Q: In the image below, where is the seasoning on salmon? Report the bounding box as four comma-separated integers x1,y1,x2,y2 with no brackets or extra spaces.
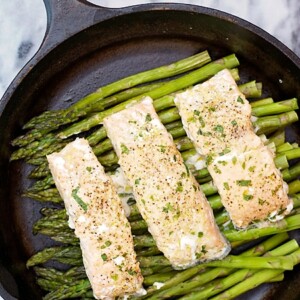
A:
103,97,230,269
47,138,144,299
174,69,292,229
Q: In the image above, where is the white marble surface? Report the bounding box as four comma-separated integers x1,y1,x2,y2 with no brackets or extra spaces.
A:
0,0,299,100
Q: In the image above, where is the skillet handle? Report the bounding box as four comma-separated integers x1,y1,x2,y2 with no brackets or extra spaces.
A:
41,0,121,54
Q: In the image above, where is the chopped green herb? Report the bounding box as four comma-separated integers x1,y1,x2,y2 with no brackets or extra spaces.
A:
237,96,244,104
176,181,184,192
145,113,152,122
184,162,190,176
173,155,177,162
236,180,252,186
111,274,118,281
197,128,203,135
141,199,146,205
213,125,224,133
101,241,112,249
218,160,228,166
231,120,238,126
128,269,137,276
86,166,92,173
208,106,216,112
127,198,136,205
181,172,187,178
194,110,200,116
128,120,137,124
159,145,167,153
242,161,246,170
101,253,108,261
232,156,237,165
243,194,253,201
223,182,230,190
163,202,175,213
206,155,214,165
169,231,174,236
202,131,212,137
249,166,256,172
71,187,88,212
198,232,204,238
198,116,205,127
258,198,266,205
135,178,141,185
213,165,222,174
121,143,129,154
219,148,231,156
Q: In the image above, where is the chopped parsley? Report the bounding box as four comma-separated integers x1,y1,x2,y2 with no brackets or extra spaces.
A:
198,116,206,127
237,96,244,104
176,181,184,192
71,187,88,212
101,241,112,249
213,125,224,133
219,148,231,156
232,156,237,165
145,113,152,122
231,120,238,126
223,182,230,190
206,154,214,165
198,232,204,238
121,143,129,154
159,145,167,153
128,269,137,276
236,180,252,186
243,194,253,201
194,110,200,116
135,178,141,185
163,202,175,213
101,253,108,261
111,274,118,281
86,166,92,173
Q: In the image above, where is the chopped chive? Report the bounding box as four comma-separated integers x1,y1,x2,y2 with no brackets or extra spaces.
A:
213,124,224,133
101,253,108,261
236,180,252,186
223,182,230,190
237,96,244,104
71,187,88,212
145,113,152,122
121,143,129,154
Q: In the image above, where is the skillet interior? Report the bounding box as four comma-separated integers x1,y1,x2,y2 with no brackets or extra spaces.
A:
0,5,300,299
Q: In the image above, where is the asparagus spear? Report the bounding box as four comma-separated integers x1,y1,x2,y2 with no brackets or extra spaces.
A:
208,247,300,300
13,51,212,147
145,233,289,299
180,239,299,300
58,54,239,139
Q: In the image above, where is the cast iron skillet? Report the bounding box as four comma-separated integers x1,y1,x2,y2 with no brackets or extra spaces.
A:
0,0,300,299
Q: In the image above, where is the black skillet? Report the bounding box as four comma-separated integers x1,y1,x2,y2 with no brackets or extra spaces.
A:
0,1,300,299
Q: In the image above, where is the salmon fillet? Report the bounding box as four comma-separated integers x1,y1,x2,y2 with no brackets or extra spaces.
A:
47,138,144,299
174,69,292,228
103,97,230,269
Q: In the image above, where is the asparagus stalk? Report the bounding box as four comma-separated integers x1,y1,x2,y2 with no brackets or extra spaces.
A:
181,239,299,300
14,51,212,146
145,233,289,299
251,98,298,117
208,247,300,300
282,161,300,182
58,54,239,139
250,97,274,107
43,279,91,300
238,80,262,98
